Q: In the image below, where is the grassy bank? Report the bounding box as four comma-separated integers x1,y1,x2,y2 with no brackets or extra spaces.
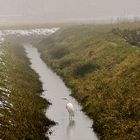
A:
37,23,140,139
0,41,54,139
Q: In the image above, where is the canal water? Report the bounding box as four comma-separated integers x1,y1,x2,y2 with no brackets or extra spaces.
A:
24,43,98,140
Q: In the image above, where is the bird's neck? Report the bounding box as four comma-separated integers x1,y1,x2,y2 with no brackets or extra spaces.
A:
66,99,70,103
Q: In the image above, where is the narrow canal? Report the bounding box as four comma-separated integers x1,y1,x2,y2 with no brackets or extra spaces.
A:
24,43,98,140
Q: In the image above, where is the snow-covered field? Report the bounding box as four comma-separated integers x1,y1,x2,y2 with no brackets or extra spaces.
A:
0,27,59,44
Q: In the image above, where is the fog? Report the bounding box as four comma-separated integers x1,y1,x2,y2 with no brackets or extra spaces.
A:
0,0,140,24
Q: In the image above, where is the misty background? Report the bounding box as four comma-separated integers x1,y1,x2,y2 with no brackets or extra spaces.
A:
0,0,140,24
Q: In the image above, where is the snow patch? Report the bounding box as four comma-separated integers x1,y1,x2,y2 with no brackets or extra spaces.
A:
0,27,59,43
0,87,11,93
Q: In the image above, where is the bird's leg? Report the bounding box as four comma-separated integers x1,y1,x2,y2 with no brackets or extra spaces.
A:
69,113,70,120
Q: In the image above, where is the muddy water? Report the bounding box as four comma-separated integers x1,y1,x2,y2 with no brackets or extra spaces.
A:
24,44,98,140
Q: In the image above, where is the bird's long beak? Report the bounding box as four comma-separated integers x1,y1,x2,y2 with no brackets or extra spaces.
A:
61,97,67,100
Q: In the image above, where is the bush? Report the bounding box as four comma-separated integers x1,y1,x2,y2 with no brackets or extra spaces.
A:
74,63,99,77
50,47,69,59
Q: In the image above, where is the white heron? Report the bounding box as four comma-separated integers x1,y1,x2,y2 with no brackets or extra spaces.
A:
62,97,75,120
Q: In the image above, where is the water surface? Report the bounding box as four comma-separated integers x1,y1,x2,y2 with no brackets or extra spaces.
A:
24,44,98,140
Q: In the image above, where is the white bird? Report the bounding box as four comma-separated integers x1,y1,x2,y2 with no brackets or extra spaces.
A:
62,97,75,120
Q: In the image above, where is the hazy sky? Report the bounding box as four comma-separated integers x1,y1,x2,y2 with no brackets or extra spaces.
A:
0,0,140,23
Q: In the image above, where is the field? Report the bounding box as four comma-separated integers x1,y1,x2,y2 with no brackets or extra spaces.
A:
0,41,54,140
37,23,140,140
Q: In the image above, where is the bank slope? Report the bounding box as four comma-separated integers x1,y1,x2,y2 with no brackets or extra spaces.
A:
37,23,140,140
0,41,54,140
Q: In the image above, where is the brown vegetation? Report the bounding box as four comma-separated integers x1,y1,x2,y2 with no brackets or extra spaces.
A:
0,41,54,140
37,23,140,140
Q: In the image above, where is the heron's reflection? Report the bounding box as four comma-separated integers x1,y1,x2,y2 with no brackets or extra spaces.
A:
66,119,76,138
